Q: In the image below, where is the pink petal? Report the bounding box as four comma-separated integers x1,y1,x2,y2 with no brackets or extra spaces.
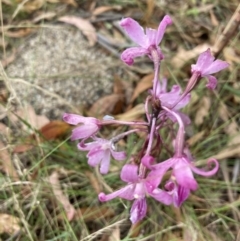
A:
119,184,136,200
173,160,198,191
121,47,149,65
206,75,217,90
160,78,167,93
120,164,139,183
99,150,111,174
190,158,219,177
111,150,126,161
146,28,157,46
87,148,105,167
203,60,229,76
141,155,155,168
178,112,191,126
71,124,98,140
149,188,172,205
120,18,147,47
155,15,172,45
192,49,214,72
146,159,174,189
130,198,147,224
173,185,190,207
63,113,86,125
151,157,175,171
154,78,168,96
159,85,189,110
99,185,135,202
77,139,99,151
174,93,191,110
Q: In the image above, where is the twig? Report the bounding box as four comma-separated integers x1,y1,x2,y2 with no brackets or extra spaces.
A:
213,3,240,57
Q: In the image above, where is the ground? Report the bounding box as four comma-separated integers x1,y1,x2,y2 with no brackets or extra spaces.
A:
0,0,240,241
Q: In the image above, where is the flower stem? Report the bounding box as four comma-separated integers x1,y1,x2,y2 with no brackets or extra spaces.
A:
170,71,201,109
162,107,185,157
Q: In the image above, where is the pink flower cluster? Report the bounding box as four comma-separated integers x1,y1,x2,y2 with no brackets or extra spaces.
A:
63,15,229,224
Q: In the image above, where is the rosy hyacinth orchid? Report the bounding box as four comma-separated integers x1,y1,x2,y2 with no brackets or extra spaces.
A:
191,48,229,89
146,155,219,206
120,15,172,65
152,79,191,125
99,164,172,223
78,138,126,174
63,113,101,140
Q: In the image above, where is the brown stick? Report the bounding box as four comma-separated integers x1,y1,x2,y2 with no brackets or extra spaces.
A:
212,3,240,58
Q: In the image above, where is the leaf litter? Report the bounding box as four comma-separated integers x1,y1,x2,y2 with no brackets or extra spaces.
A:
1,0,240,240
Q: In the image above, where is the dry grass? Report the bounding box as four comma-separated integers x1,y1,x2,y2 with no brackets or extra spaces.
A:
0,0,240,240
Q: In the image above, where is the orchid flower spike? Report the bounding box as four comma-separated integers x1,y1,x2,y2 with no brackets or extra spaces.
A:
120,15,172,65
191,48,229,90
78,137,126,174
63,113,101,140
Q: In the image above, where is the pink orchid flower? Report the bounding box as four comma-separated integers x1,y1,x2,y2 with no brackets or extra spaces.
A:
99,164,172,223
165,180,190,207
152,78,191,125
63,113,101,140
191,48,229,90
78,138,126,174
120,15,172,65
144,156,219,204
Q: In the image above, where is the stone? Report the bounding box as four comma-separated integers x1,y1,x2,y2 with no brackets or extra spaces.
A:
6,25,114,119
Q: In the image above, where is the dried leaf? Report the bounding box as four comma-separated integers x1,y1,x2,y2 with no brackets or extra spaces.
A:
233,82,240,103
0,123,8,135
59,16,97,46
88,94,124,117
40,120,70,140
187,131,205,146
198,145,240,162
5,28,33,38
13,143,34,153
16,0,44,12
113,76,125,95
109,226,120,241
49,171,76,221
13,105,50,132
218,103,239,145
2,0,12,5
130,73,154,104
194,97,211,125
0,213,21,234
172,43,211,68
13,121,70,153
92,5,122,16
182,210,205,241
0,141,19,181
145,0,155,21
33,12,56,23
116,104,145,121
1,48,17,68
210,10,219,26
223,47,240,67
85,171,102,193
128,222,142,238
61,0,77,7
74,206,115,222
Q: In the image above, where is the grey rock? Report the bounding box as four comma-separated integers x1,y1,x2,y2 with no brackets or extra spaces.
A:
6,25,114,119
